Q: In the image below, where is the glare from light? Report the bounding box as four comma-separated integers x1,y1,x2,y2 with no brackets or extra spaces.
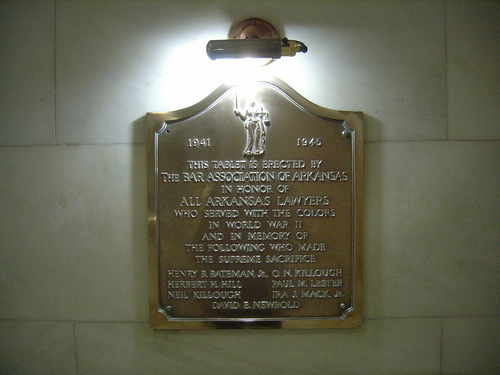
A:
160,35,313,111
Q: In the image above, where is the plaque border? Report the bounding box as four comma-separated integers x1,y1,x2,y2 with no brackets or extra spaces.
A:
147,75,363,329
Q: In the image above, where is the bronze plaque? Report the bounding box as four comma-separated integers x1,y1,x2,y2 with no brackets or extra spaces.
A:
147,76,363,329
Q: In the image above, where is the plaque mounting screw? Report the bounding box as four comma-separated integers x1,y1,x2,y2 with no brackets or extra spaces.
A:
342,130,351,138
166,306,172,312
340,303,346,309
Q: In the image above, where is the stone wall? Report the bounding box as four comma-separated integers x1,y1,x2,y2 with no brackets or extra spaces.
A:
1,1,499,373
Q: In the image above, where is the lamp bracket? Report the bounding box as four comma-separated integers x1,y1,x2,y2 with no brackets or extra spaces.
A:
229,18,279,40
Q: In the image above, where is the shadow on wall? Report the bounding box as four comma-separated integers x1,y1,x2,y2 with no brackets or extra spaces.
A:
361,113,384,141
131,114,149,322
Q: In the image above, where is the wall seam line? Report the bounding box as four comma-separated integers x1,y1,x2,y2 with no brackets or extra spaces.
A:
439,316,444,375
444,0,450,142
53,0,57,146
73,321,79,375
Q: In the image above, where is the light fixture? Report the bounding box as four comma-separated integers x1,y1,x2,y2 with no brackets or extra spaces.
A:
206,18,308,60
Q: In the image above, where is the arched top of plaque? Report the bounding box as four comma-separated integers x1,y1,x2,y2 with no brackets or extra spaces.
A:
149,75,362,133
147,75,363,329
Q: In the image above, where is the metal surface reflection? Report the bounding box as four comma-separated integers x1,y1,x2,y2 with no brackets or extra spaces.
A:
147,76,363,329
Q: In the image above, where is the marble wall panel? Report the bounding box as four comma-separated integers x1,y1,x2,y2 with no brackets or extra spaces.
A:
4,141,496,323
55,0,225,145
0,145,148,321
55,0,446,145
75,318,441,375
265,0,447,142
0,320,76,375
364,141,500,318
447,1,500,140
441,315,500,374
0,1,55,146
0,0,499,373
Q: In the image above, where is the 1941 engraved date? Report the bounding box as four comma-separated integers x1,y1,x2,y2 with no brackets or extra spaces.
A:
188,138,211,147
